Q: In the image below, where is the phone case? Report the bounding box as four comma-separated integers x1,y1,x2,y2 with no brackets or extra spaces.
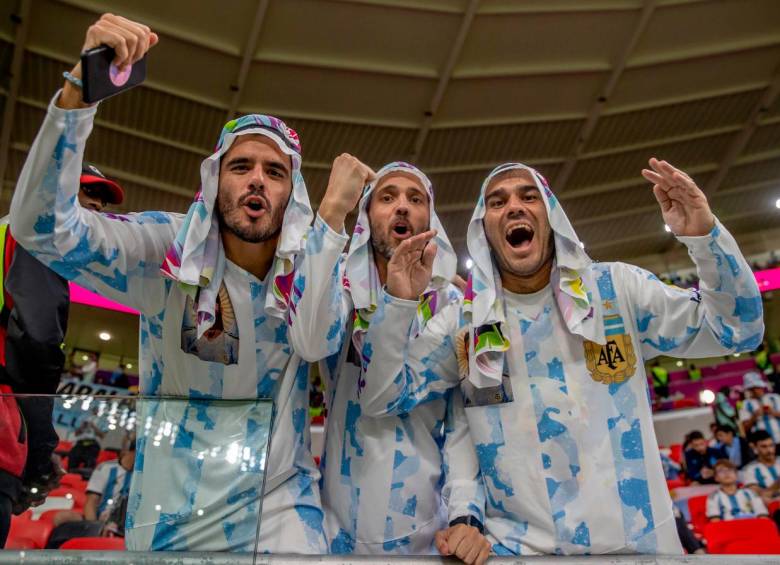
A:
80,45,147,104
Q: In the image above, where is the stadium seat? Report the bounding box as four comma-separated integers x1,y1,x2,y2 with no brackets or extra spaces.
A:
704,518,780,554
687,495,709,535
60,473,88,489
666,478,686,491
55,440,73,454
60,536,126,550
96,450,119,465
769,499,780,515
720,538,780,554
48,486,87,510
669,444,683,464
6,512,54,549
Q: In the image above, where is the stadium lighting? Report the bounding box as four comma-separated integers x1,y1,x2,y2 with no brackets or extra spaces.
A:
776,198,780,209
676,360,683,367
699,389,715,405
664,224,672,233
465,258,474,270
98,331,111,341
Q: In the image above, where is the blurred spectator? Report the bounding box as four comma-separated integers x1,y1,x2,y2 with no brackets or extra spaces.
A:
706,459,768,522
47,443,135,548
72,352,98,384
714,386,741,432
673,505,705,554
688,363,702,382
651,360,669,399
685,430,725,484
714,424,752,469
743,430,780,505
660,448,681,480
0,164,123,547
755,340,779,392
740,371,780,444
67,419,105,472
108,364,129,389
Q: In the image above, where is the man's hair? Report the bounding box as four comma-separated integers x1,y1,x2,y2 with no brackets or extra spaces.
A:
714,458,737,473
686,430,705,442
749,429,774,444
715,424,736,435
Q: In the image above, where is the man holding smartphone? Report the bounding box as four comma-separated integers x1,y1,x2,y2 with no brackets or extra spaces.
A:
10,14,328,553
740,371,780,444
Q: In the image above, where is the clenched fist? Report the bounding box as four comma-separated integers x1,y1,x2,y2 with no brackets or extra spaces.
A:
318,154,376,233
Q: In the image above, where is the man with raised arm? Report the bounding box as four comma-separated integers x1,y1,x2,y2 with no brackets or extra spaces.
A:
289,156,490,562
9,13,327,553
358,159,763,554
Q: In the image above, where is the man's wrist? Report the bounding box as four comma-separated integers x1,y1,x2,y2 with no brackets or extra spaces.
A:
56,63,93,110
317,196,349,233
449,515,485,534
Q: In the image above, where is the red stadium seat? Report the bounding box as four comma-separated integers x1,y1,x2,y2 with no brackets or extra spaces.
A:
48,486,87,510
769,500,780,515
60,473,88,490
688,495,709,535
96,450,119,465
669,444,683,464
55,440,73,454
60,536,126,550
704,518,780,554
666,478,686,491
6,512,53,549
720,538,780,554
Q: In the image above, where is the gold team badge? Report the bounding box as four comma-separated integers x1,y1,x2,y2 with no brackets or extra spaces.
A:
584,313,637,385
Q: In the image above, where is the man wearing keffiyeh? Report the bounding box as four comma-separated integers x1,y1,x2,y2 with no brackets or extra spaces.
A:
358,160,764,555
9,14,327,553
289,155,490,561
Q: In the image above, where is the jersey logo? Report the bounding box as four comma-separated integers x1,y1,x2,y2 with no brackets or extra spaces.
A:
584,333,636,385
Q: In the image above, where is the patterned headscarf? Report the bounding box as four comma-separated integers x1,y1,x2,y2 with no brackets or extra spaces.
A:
345,162,457,338
161,115,312,338
465,163,604,388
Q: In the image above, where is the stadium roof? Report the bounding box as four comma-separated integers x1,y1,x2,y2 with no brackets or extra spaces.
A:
2,0,780,273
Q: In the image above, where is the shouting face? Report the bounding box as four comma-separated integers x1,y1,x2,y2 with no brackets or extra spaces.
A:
216,135,293,244
368,172,430,260
483,169,554,280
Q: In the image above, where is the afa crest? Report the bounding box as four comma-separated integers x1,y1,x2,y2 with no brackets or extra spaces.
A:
584,334,637,385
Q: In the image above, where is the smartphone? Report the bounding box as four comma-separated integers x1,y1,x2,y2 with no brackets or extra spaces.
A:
80,45,146,104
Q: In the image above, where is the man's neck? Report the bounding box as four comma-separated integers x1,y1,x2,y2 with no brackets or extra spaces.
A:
719,483,738,495
500,259,553,294
221,230,278,281
374,251,388,287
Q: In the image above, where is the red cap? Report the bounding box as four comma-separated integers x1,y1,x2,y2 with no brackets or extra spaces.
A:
80,163,124,205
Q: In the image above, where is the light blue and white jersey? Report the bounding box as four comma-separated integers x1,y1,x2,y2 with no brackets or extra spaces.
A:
360,221,763,555
742,458,780,489
9,94,327,553
740,394,780,444
289,215,485,554
706,487,767,520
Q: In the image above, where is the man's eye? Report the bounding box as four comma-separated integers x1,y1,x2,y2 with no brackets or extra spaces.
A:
382,195,393,202
268,169,283,178
488,199,503,208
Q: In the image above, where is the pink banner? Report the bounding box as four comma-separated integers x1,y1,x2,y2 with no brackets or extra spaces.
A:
755,267,780,293
69,282,139,315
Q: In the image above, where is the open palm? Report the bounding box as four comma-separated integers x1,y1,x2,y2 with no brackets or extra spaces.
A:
641,158,715,237
386,230,438,301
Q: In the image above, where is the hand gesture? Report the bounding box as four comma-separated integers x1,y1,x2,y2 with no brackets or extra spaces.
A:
60,14,158,109
435,524,492,565
319,154,376,232
83,13,159,70
641,158,715,237
386,230,437,301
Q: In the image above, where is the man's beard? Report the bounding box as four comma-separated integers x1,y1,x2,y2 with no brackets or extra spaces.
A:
371,232,395,261
217,191,285,243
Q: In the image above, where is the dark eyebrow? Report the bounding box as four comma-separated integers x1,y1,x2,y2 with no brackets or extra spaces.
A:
224,156,251,168
266,160,290,175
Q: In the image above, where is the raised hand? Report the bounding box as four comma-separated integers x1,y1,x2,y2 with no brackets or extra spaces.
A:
386,230,437,301
435,524,492,565
318,153,376,233
641,158,715,237
59,14,159,109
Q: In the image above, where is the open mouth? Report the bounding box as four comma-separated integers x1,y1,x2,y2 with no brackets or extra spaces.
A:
505,224,534,249
391,221,412,239
241,194,268,217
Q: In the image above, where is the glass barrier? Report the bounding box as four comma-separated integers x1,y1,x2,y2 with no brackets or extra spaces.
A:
0,392,273,556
